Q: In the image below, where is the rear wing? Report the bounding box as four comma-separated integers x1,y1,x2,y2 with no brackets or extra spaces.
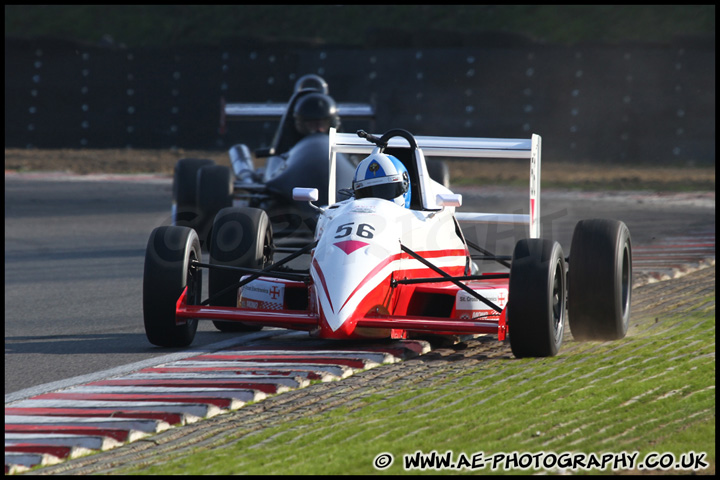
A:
220,98,375,137
223,102,375,121
328,129,542,238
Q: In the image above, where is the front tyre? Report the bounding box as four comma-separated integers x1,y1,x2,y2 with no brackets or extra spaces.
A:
209,207,274,332
508,239,566,358
568,219,632,341
143,226,201,347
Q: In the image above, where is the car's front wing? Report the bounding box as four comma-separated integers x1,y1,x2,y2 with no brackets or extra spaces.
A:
355,311,506,340
174,287,507,340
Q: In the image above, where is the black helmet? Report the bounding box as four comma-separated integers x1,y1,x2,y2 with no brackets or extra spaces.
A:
293,92,339,135
293,74,329,95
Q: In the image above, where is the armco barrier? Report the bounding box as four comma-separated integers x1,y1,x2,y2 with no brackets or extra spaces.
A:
4,36,714,165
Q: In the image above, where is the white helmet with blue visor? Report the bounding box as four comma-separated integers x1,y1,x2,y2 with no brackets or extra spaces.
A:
352,152,411,208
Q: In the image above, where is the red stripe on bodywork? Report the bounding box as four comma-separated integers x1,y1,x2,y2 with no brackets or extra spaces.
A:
337,253,398,312
530,199,536,233
311,258,334,313
338,248,469,313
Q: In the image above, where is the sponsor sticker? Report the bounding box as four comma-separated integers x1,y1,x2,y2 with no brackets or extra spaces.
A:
456,288,507,309
455,288,507,319
238,279,285,310
351,205,377,213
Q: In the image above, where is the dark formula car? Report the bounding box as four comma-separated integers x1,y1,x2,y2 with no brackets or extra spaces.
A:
171,74,449,247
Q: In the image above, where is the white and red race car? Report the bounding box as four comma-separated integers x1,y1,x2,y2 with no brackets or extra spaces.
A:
143,128,632,357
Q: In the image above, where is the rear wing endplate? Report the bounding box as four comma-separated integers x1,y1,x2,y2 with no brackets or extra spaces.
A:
329,130,542,238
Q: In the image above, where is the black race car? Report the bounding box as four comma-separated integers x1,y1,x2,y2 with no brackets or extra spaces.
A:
171,74,449,246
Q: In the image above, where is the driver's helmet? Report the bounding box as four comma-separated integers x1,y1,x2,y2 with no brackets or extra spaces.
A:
293,92,339,135
293,74,329,95
353,152,411,208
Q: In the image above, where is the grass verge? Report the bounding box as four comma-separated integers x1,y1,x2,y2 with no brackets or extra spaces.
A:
449,159,716,192
4,149,715,192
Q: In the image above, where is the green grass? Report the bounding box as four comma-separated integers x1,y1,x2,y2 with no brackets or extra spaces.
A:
114,306,715,475
450,175,716,193
447,159,715,192
537,180,717,193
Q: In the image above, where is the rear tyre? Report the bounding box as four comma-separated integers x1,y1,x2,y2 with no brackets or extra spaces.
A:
143,226,201,347
209,207,274,332
508,238,566,358
568,219,632,341
426,158,450,188
196,164,233,246
173,158,214,230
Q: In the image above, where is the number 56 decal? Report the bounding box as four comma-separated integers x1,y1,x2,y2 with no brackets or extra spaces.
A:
335,222,375,239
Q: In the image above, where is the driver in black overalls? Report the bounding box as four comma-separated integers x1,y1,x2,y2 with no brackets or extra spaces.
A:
270,74,340,156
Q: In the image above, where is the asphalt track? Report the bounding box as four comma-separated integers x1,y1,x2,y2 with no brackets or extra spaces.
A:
5,173,714,395
4,173,715,472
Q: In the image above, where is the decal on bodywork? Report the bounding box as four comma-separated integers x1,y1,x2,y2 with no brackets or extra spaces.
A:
455,288,508,320
238,279,285,311
333,240,369,255
350,205,377,214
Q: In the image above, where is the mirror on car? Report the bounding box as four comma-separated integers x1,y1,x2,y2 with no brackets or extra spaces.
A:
436,193,462,208
293,187,319,202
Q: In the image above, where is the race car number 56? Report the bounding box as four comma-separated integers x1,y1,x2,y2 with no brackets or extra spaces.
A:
335,222,375,239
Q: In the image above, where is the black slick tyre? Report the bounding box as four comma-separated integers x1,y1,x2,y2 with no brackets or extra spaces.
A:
143,226,201,347
173,158,214,230
508,238,567,358
196,164,233,246
426,158,450,188
209,207,273,332
568,219,632,341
